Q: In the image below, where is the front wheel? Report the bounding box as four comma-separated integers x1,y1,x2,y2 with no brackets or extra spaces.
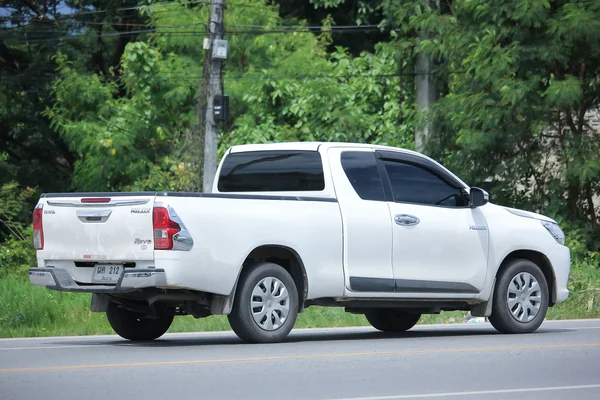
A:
364,309,421,332
489,259,549,334
106,302,174,341
228,262,299,343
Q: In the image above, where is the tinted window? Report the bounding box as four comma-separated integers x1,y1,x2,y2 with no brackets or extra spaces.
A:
382,160,466,206
218,150,325,192
341,152,385,201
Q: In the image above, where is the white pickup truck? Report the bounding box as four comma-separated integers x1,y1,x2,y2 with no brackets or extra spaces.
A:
29,142,570,342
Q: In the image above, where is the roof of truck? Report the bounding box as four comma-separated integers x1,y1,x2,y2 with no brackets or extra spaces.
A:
228,141,421,157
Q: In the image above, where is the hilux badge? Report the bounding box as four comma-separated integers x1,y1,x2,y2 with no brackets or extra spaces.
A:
469,225,488,231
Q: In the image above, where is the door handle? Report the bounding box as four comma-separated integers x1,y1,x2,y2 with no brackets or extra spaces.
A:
394,214,420,226
76,210,112,223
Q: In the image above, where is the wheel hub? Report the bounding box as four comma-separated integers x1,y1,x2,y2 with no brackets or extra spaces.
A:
506,272,542,323
250,276,290,331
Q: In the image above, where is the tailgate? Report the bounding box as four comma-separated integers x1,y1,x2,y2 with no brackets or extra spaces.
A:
40,193,156,262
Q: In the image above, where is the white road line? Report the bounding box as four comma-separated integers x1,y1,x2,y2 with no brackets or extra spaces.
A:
562,326,600,330
327,384,600,400
542,318,600,323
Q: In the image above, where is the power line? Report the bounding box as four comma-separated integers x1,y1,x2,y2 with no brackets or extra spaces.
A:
1,22,384,37
0,0,286,24
226,23,381,30
2,20,207,29
1,29,202,44
0,0,210,21
4,71,420,83
1,27,391,44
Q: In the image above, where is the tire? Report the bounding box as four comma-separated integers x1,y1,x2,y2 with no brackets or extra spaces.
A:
364,309,421,333
228,262,299,343
489,259,549,334
106,302,174,341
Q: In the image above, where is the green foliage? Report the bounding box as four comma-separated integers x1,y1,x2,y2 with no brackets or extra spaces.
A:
567,252,600,294
224,41,415,156
547,250,600,319
46,41,200,191
0,182,36,241
40,0,414,192
0,227,35,279
0,181,36,278
385,0,600,250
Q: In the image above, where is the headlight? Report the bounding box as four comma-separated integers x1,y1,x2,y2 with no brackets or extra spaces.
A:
541,221,565,245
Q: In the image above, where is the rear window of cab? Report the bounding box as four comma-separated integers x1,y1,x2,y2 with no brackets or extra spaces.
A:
217,150,325,192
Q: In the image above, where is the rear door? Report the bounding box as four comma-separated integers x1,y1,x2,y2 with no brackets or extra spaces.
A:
41,193,156,263
327,147,395,292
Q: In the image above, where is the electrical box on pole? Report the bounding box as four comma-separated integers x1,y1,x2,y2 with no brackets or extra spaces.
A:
211,39,228,60
213,94,229,121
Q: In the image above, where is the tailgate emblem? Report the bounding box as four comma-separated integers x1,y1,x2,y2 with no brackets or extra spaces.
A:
131,208,151,214
469,225,487,231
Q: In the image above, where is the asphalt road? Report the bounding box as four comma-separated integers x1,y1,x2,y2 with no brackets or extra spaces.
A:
1,319,599,400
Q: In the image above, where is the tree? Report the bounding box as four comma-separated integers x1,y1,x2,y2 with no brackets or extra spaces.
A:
0,1,75,196
277,0,390,55
226,42,415,154
0,0,158,205
387,0,600,249
44,0,415,193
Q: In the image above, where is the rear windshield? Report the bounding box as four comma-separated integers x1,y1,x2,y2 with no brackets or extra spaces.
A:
217,150,325,192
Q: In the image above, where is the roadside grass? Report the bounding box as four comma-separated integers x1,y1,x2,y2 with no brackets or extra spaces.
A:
1,258,598,338
546,256,600,320
0,278,471,338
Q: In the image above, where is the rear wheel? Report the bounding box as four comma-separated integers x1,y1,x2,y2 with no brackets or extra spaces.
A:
365,309,421,332
489,259,549,334
228,262,299,343
106,302,174,341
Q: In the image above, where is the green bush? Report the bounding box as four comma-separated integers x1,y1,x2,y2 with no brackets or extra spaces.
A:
547,251,600,319
0,227,36,279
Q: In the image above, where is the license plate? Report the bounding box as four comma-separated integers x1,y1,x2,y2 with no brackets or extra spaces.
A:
93,264,122,283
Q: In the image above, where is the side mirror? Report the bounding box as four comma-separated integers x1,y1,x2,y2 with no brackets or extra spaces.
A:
469,187,489,208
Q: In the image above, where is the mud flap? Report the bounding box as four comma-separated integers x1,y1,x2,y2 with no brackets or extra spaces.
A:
90,293,110,312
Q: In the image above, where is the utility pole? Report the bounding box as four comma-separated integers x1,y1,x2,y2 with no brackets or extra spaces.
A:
202,0,225,193
414,2,438,153
415,36,438,153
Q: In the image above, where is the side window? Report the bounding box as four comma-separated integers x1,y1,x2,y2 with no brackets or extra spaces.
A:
217,150,325,192
341,151,385,201
382,160,466,207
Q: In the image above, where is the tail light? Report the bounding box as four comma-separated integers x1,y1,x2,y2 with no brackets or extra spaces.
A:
33,205,44,250
153,207,181,250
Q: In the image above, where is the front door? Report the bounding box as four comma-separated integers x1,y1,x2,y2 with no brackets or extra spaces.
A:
377,151,489,294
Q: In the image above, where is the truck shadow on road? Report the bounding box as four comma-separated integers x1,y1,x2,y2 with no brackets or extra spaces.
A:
53,326,570,348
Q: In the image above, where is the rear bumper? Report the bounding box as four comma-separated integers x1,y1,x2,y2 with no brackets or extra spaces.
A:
29,268,166,293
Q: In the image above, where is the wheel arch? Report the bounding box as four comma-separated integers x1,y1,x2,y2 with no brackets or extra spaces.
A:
497,249,557,306
214,244,308,315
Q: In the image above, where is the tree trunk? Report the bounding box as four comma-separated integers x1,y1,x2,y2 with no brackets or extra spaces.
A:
566,183,581,220
585,183,598,231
